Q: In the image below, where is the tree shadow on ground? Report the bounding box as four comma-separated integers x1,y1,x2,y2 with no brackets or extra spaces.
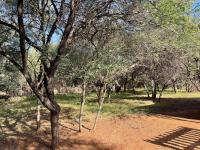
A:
59,138,115,150
102,91,200,122
0,97,112,150
0,115,51,150
0,97,52,149
0,116,113,150
110,94,151,102
138,97,200,121
107,90,200,121
145,126,200,150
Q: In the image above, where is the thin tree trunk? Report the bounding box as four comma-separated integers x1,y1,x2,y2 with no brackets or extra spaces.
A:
108,91,111,103
124,83,127,92
132,86,136,94
185,81,188,92
186,69,190,92
92,84,106,130
79,80,86,132
152,79,157,99
173,82,177,93
50,111,59,150
157,83,160,92
107,86,111,103
131,72,136,94
36,88,44,131
92,100,103,130
123,75,128,92
171,79,177,93
124,80,128,92
36,99,41,131
189,78,200,92
158,84,167,102
143,83,150,98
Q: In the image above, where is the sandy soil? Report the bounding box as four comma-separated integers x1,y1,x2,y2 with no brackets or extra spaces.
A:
1,112,200,150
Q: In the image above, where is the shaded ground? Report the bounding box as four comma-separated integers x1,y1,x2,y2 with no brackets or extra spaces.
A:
142,98,200,120
146,126,200,150
1,91,200,149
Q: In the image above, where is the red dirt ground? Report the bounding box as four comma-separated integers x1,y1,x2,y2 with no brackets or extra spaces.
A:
1,113,200,150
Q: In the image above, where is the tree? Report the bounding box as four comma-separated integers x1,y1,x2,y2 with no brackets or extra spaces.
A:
57,39,98,132
90,32,132,130
123,0,200,99
58,30,132,131
0,0,135,149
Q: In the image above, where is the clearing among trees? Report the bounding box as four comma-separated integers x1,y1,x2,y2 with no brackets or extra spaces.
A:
1,0,200,150
1,90,200,150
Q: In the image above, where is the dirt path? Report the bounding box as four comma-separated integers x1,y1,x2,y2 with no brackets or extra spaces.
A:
60,114,200,150
2,113,200,150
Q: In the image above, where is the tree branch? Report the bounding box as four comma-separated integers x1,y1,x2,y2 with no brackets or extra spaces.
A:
46,0,65,45
0,19,42,52
17,0,27,73
0,50,22,71
48,0,79,77
51,0,59,16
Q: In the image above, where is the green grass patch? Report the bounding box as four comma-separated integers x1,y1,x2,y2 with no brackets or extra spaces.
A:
1,89,200,128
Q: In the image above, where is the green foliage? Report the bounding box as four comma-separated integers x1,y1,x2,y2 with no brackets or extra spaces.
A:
145,0,194,26
143,0,200,55
57,31,131,85
0,58,21,93
92,34,130,82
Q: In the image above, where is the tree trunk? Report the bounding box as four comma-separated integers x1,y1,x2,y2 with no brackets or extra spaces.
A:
124,83,127,92
186,69,190,92
50,111,59,150
108,91,111,103
36,99,41,131
185,81,188,92
156,83,160,92
143,83,150,98
132,87,136,94
107,86,111,103
185,81,191,92
123,75,128,92
152,79,157,99
36,88,44,131
79,80,86,132
92,100,103,130
124,80,128,92
171,79,177,93
131,72,136,94
40,77,61,150
93,84,106,130
158,84,167,102
47,88,60,149
172,82,176,93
